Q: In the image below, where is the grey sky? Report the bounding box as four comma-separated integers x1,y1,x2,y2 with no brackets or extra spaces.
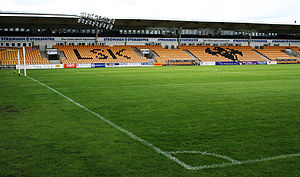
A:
1,0,300,24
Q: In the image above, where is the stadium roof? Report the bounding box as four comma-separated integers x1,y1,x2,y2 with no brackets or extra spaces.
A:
1,12,300,34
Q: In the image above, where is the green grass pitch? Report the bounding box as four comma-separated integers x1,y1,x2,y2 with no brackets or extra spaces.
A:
1,65,300,176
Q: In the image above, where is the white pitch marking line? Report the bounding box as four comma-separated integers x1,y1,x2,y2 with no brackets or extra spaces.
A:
26,75,300,171
168,151,240,163
189,152,300,170
26,76,193,170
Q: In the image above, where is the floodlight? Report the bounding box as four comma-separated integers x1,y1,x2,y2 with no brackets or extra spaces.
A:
102,17,107,22
78,12,115,30
111,19,115,25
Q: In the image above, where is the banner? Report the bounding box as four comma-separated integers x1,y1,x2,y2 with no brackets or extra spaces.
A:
64,64,77,68
28,64,52,69
0,65,16,69
46,49,58,55
267,61,278,65
215,62,239,65
241,61,259,65
154,62,163,67
2,36,300,44
51,64,64,69
16,64,52,69
258,61,267,65
106,62,154,67
140,49,150,54
77,63,92,68
141,62,154,66
200,62,216,66
91,63,106,68
106,63,121,67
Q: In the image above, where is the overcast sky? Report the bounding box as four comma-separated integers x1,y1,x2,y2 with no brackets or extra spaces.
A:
1,0,300,24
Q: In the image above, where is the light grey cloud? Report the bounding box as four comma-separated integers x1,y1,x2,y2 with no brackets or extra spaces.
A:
1,0,300,24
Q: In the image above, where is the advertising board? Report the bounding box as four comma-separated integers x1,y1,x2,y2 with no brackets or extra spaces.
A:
258,61,267,65
64,64,77,68
241,61,259,65
154,62,163,67
27,64,52,69
267,61,278,65
51,64,64,69
200,62,216,66
77,63,92,68
106,62,154,67
141,62,154,67
91,63,106,68
215,62,239,65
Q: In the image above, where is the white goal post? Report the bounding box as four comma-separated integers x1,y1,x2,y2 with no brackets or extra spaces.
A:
22,47,27,77
4,47,27,76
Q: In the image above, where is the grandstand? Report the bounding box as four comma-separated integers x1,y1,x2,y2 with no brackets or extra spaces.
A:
179,46,267,62
54,45,148,64
256,46,300,64
0,12,300,66
0,47,49,65
2,45,300,66
135,45,194,65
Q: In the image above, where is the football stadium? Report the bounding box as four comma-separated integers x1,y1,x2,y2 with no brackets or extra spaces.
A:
1,9,300,176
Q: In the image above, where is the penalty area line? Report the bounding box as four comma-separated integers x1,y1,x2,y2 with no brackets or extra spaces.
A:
25,76,193,170
168,151,240,163
189,152,300,170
